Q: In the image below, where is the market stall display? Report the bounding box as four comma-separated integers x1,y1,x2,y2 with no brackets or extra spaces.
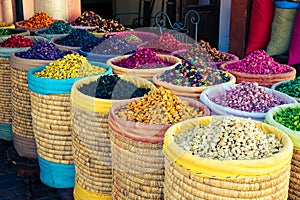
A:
108,87,210,199
71,74,156,199
265,103,300,200
10,42,70,159
106,48,181,80
27,54,112,188
164,116,293,199
220,50,296,87
200,82,297,121
153,61,236,98
0,36,46,141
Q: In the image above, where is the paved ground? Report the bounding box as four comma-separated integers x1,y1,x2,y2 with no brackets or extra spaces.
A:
0,139,74,200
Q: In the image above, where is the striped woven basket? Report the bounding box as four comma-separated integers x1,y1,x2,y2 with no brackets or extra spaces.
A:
108,98,210,200
265,103,300,200
163,116,293,200
71,75,156,199
27,62,112,188
106,54,181,80
10,52,52,159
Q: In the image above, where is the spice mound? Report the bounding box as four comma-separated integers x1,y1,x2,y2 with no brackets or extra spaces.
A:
124,34,143,43
55,29,100,48
0,22,11,27
88,19,125,33
82,35,137,55
176,116,283,160
116,87,203,125
0,29,11,36
70,11,102,27
0,35,34,48
20,12,54,28
181,40,231,62
34,54,106,79
211,82,286,113
141,32,189,53
224,50,291,75
15,42,70,60
159,61,230,87
38,21,73,34
78,75,151,99
275,76,300,98
112,48,174,69
274,107,300,132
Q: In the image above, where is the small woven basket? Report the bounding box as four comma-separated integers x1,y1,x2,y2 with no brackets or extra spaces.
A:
153,71,236,99
71,75,156,198
10,52,52,159
106,54,181,80
220,61,297,87
163,116,293,199
108,97,210,199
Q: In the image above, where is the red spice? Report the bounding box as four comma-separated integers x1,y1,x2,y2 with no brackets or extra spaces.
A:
0,35,34,48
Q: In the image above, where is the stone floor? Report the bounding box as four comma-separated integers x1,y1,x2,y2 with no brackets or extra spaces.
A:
0,139,74,200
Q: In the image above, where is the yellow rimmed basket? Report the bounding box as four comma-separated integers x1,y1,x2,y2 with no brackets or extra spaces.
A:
163,116,293,199
71,74,156,199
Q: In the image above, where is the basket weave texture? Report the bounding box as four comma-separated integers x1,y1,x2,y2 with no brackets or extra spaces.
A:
71,75,156,196
163,116,293,199
108,97,210,199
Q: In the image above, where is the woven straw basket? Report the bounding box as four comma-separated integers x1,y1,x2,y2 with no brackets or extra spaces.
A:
265,103,300,200
153,71,236,99
108,97,210,199
271,80,300,103
163,116,293,199
0,36,46,141
10,52,52,159
71,75,156,199
27,62,111,188
106,54,181,80
220,61,297,87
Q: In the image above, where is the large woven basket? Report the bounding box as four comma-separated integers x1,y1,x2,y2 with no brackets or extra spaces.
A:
220,61,297,87
271,80,300,102
153,71,236,99
106,54,181,80
200,83,297,122
0,36,46,141
27,62,112,188
71,75,156,199
10,52,53,159
163,116,293,199
265,103,300,200
108,98,210,199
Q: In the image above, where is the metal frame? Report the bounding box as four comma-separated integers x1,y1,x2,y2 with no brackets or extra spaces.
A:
154,9,200,42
